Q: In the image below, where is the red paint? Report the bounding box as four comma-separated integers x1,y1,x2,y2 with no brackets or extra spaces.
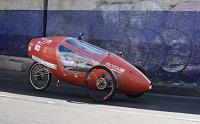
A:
28,36,152,94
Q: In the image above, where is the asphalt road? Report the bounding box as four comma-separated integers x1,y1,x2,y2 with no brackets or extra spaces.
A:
0,70,200,124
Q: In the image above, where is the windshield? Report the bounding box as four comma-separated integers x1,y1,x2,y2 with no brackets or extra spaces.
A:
65,37,108,56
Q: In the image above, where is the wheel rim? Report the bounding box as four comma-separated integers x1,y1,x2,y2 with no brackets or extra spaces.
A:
85,65,117,103
29,63,50,90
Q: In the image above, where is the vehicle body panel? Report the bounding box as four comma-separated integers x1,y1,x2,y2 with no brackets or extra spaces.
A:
28,36,151,94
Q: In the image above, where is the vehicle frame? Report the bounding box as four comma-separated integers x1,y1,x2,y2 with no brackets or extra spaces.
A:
28,34,152,103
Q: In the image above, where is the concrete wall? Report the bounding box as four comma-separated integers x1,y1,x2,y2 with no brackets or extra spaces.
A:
0,55,33,72
47,0,200,10
0,0,44,10
0,0,200,87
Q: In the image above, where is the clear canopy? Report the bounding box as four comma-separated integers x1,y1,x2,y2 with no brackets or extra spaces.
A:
65,37,108,56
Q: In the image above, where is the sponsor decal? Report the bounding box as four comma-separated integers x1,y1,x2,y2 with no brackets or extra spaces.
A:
41,38,53,44
28,43,34,51
37,41,45,45
34,44,41,52
29,43,34,46
59,46,100,72
28,46,32,51
43,47,47,53
105,62,125,74
32,55,57,70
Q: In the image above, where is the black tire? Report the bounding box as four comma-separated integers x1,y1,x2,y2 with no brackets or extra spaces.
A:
126,66,147,98
126,93,144,98
29,62,51,91
84,65,117,103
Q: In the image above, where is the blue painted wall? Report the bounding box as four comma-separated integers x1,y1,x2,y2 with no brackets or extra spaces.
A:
0,10,200,85
0,10,44,56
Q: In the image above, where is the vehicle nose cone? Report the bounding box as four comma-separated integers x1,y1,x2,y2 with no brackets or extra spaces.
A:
149,83,153,90
141,77,152,92
131,67,152,92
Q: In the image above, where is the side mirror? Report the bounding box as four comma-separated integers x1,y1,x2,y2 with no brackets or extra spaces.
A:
78,33,84,40
116,51,124,58
119,51,124,58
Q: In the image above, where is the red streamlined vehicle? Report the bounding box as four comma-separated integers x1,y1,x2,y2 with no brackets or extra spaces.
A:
28,34,152,103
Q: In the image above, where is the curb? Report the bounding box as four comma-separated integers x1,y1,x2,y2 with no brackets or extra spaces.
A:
0,55,33,72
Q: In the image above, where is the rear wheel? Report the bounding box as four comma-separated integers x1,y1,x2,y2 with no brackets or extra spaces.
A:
84,65,117,103
29,62,51,91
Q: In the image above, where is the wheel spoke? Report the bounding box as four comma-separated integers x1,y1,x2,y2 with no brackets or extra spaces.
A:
84,65,117,103
29,63,51,90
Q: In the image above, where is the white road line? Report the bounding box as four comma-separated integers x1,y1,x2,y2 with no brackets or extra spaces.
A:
47,101,55,104
109,110,200,122
1,92,200,123
0,94,15,98
0,94,55,105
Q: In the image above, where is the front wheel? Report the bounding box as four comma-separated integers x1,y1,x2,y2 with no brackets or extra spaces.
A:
84,65,117,103
29,62,51,91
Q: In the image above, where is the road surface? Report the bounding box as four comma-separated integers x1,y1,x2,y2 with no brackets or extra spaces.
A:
0,71,200,124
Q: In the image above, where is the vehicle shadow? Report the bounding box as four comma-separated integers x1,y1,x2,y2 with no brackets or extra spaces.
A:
0,77,200,115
